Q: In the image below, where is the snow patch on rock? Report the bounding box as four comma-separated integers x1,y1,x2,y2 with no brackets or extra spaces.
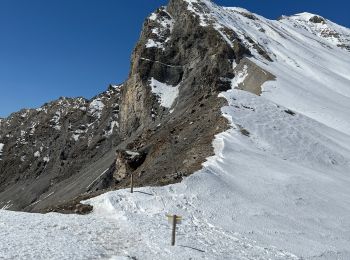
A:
0,143,4,160
104,120,119,137
231,65,248,88
149,78,179,108
89,99,105,119
50,111,61,130
146,9,174,50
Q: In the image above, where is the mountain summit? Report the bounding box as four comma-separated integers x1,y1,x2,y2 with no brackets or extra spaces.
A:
1,1,350,258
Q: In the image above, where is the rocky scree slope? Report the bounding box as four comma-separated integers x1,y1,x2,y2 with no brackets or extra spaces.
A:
0,86,122,211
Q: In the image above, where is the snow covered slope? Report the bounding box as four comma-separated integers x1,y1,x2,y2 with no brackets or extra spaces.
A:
1,0,350,259
183,0,350,136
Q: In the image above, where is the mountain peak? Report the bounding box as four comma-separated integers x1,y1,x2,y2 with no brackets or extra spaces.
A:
1,2,350,258
286,12,328,25
279,12,350,51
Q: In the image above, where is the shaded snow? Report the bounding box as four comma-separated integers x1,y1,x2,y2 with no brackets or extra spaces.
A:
104,120,119,137
51,111,61,130
145,39,164,49
231,64,248,88
149,77,179,108
146,9,174,50
125,150,140,159
72,134,80,142
89,99,105,119
0,143,4,160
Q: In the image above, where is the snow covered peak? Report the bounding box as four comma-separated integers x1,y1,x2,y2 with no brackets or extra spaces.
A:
279,12,350,51
167,0,350,136
172,0,350,54
290,12,324,21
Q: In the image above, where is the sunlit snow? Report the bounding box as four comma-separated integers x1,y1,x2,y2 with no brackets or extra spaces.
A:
1,1,350,259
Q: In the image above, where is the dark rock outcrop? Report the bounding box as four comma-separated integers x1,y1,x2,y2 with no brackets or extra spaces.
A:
309,15,326,24
0,85,122,211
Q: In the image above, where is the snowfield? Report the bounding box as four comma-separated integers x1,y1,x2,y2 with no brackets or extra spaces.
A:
1,0,350,259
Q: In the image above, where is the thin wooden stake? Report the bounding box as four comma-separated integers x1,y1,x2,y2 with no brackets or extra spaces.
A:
171,214,177,246
130,172,134,193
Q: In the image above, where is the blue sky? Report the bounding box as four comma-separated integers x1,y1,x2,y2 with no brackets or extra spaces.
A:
0,0,349,117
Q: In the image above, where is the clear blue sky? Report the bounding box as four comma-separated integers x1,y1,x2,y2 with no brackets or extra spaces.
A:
0,0,349,117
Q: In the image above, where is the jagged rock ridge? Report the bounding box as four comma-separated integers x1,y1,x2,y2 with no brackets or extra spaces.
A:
0,86,122,211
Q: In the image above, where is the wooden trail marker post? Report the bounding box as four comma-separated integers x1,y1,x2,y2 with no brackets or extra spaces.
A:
166,214,182,246
130,172,134,193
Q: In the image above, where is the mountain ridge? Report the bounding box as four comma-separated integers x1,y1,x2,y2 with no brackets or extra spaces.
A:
1,0,350,258
0,0,349,216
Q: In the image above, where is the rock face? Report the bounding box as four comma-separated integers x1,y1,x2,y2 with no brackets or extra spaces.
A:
2,0,348,212
309,15,326,24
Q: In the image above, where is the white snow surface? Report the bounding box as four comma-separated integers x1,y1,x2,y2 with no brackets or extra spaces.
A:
104,120,119,137
1,1,350,259
145,39,164,49
184,0,350,136
89,98,105,119
0,143,4,160
149,77,179,108
51,111,61,130
231,64,248,88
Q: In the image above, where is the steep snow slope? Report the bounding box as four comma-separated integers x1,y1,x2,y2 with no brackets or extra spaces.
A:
183,0,350,135
1,0,350,259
